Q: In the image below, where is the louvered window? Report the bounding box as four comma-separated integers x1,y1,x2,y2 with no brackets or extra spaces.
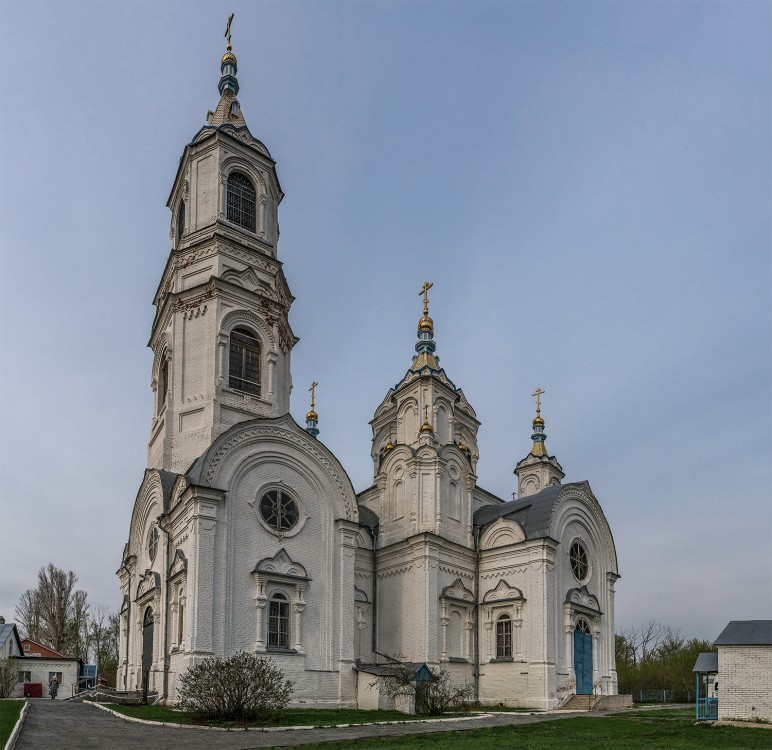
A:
226,172,256,231
228,328,260,395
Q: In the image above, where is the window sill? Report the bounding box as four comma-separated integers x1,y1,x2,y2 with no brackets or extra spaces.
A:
448,657,469,664
266,647,298,655
490,657,514,663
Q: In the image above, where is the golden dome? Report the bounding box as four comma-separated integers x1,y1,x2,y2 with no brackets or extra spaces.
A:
306,409,318,422
533,415,544,426
222,51,237,66
418,314,433,332
420,419,434,434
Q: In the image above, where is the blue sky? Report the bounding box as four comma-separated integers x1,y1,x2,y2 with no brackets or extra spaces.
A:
0,0,769,642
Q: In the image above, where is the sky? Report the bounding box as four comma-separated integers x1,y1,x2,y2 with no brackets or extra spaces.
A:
0,1,769,644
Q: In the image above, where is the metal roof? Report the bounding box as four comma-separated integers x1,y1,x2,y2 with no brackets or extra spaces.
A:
692,652,718,672
473,483,570,538
714,620,772,646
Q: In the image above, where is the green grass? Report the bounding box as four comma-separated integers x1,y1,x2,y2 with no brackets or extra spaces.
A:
292,711,771,750
0,700,25,747
107,704,463,728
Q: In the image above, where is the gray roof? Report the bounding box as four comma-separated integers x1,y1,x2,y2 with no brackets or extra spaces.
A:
358,505,379,530
474,483,579,538
714,620,772,646
692,652,718,672
0,622,22,654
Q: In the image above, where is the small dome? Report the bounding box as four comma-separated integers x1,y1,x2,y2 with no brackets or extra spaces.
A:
306,409,318,422
222,51,237,67
420,420,434,434
533,415,544,426
418,314,433,333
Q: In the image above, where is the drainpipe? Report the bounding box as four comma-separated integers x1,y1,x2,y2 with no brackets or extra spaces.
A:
368,523,379,658
473,525,481,703
123,567,131,690
157,512,172,705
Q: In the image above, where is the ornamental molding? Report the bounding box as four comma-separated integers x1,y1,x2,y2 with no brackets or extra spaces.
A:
480,517,526,550
552,484,617,572
480,566,528,580
220,309,277,350
565,585,600,612
438,564,473,579
377,564,413,578
201,423,356,519
254,548,308,579
168,549,188,579
440,578,474,603
135,569,161,601
482,579,525,603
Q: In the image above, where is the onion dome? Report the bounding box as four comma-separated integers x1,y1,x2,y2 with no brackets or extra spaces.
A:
419,405,434,434
529,388,548,456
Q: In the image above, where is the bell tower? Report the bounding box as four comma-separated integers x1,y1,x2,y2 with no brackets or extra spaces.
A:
147,20,297,473
514,388,565,498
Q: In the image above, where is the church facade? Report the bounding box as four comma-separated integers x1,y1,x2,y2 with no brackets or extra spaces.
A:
117,35,620,710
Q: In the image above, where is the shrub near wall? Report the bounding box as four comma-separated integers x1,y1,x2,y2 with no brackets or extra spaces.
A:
178,652,293,722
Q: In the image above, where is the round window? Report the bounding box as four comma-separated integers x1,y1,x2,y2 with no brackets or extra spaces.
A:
569,541,588,582
259,489,299,533
148,527,159,562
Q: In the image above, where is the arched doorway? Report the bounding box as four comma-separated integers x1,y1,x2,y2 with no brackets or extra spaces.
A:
141,606,154,698
573,618,593,694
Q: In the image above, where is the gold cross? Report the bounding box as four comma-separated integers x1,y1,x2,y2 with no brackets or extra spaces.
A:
225,13,235,50
309,381,318,409
532,387,545,415
419,282,433,313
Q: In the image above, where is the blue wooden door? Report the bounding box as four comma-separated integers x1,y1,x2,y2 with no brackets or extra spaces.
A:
574,628,593,694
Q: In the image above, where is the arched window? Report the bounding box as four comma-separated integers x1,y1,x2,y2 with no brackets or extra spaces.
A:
228,328,260,395
158,358,168,412
496,614,513,659
268,592,290,648
227,172,256,232
177,201,185,243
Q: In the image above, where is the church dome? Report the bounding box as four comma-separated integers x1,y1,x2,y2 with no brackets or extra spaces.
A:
306,409,318,422
418,314,433,333
222,50,237,66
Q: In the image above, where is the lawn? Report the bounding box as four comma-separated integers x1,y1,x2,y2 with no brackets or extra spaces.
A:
0,700,25,747
107,704,465,728
291,710,771,750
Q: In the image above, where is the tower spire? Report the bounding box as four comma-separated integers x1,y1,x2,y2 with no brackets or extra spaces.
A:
305,381,320,438
529,387,548,457
219,13,239,96
410,281,439,370
514,388,564,498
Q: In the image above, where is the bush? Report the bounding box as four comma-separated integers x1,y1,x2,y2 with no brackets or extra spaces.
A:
377,659,475,715
177,652,293,722
0,659,17,698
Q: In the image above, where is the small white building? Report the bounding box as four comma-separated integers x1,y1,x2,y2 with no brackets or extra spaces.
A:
714,620,772,722
0,617,22,659
11,638,82,700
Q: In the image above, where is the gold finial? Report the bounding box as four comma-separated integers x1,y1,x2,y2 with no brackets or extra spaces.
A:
418,281,434,333
306,381,318,421
532,387,545,425
420,404,434,434
225,13,235,51
419,281,433,315
457,426,465,451
384,429,394,452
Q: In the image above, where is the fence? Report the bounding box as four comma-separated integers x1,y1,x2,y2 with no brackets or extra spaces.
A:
618,686,694,703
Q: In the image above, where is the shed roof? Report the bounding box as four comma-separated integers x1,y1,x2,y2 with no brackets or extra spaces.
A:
473,483,568,538
692,652,718,673
714,620,772,646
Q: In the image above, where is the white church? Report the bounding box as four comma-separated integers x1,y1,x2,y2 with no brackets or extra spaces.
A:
117,29,620,710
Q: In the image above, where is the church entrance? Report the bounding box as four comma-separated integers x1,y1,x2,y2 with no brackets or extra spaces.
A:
141,606,154,700
573,618,593,694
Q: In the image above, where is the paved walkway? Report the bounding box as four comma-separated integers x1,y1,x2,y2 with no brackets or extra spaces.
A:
13,699,645,750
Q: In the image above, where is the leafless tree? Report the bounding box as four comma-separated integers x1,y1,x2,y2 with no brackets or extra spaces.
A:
0,659,18,698
14,563,89,655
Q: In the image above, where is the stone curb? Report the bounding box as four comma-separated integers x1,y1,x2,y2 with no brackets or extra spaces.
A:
88,703,495,733
3,700,29,750
711,720,772,729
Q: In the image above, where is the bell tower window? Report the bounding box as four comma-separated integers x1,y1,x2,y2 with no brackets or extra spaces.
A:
229,328,260,395
158,358,169,413
177,201,185,243
227,172,256,232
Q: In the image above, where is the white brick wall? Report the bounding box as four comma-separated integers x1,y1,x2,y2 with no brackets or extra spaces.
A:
717,645,772,721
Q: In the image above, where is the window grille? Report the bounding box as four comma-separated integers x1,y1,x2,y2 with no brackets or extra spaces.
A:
268,595,290,648
229,328,260,395
569,541,588,582
496,614,513,659
259,490,299,532
227,172,256,232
